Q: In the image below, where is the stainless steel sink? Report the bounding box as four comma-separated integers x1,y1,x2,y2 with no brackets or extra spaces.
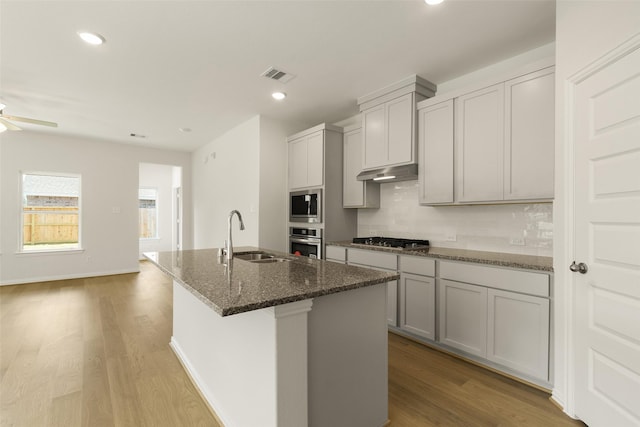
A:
234,251,292,263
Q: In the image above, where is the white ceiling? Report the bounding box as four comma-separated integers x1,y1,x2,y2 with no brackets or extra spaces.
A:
0,0,555,152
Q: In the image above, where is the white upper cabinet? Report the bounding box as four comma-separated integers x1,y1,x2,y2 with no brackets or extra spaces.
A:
418,99,454,204
362,93,415,169
504,67,555,200
418,62,555,205
362,104,387,169
288,129,324,190
456,83,505,203
358,75,436,171
343,125,380,208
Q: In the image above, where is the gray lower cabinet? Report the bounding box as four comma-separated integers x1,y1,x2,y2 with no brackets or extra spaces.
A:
399,273,435,340
398,255,436,340
438,260,550,384
438,279,488,357
346,248,399,327
327,246,551,386
487,288,549,380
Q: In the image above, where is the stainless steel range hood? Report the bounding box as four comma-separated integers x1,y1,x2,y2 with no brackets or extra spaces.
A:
356,164,418,183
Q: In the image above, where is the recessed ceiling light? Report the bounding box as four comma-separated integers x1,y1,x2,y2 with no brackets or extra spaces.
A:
78,31,105,45
272,92,286,101
425,0,444,4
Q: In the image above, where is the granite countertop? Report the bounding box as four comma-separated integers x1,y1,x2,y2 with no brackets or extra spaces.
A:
144,247,399,317
328,241,553,272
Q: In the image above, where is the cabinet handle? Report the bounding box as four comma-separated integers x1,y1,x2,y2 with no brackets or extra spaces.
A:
569,261,588,274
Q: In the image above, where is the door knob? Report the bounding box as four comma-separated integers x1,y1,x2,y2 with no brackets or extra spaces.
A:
570,261,588,274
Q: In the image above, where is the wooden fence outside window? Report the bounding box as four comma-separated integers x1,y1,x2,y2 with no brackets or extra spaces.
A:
22,206,79,245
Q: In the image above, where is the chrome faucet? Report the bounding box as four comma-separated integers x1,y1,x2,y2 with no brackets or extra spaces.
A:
225,210,245,261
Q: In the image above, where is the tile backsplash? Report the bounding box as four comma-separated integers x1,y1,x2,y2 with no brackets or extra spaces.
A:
357,181,553,257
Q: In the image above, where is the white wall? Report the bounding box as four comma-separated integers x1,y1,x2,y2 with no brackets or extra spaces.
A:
357,44,556,257
192,116,261,249
553,0,640,415
192,115,298,253
358,181,553,256
0,131,192,285
258,116,293,252
138,162,180,258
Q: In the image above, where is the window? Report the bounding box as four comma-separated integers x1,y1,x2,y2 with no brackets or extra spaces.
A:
139,188,158,239
21,173,81,251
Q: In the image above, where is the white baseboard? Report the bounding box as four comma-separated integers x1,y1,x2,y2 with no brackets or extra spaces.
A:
169,337,230,427
0,268,140,286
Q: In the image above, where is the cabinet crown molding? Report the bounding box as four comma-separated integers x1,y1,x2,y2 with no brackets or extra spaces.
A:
287,123,343,142
358,74,437,111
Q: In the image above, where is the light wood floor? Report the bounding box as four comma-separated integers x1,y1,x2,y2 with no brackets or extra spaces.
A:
1,261,585,427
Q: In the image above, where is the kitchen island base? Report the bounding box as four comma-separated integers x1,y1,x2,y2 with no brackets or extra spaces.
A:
171,280,388,427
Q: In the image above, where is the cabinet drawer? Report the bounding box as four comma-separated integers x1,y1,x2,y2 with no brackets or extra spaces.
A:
348,248,398,270
400,255,435,276
439,261,549,297
325,246,346,262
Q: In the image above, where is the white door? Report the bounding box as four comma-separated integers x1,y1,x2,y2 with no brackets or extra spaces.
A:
572,38,640,426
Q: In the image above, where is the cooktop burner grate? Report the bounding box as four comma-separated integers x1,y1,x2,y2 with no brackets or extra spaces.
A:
352,237,430,250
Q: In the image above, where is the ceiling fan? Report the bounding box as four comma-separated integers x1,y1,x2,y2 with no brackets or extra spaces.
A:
0,103,58,132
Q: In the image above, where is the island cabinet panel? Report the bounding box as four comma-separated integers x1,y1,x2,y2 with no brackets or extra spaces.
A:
438,279,488,358
347,248,399,326
487,289,550,381
418,99,454,205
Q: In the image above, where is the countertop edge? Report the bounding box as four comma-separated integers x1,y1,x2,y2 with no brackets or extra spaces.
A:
327,241,554,272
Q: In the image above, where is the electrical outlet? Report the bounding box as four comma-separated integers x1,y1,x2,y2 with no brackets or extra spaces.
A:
510,236,526,246
444,233,457,242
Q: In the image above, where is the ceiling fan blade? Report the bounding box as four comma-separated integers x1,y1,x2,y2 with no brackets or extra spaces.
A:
1,114,58,127
0,117,22,131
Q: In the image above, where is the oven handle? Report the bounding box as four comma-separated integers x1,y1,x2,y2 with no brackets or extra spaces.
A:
290,236,322,245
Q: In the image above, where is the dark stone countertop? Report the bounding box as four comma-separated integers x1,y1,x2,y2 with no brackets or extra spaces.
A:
144,247,399,317
328,241,553,272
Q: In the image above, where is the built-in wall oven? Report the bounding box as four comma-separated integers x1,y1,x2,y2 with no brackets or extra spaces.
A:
289,226,322,259
289,189,322,223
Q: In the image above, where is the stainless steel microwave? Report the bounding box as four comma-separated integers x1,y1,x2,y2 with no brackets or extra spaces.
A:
289,189,322,223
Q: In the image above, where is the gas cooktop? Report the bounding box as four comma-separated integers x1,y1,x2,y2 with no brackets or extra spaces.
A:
352,237,430,251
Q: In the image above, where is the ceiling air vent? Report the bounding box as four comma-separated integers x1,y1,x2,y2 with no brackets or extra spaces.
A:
261,67,295,84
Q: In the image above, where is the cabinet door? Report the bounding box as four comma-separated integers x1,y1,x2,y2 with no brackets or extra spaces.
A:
306,131,324,188
399,273,435,340
487,289,549,381
455,83,505,202
419,99,454,204
343,128,364,207
438,279,487,357
288,137,307,189
504,67,555,200
386,93,414,165
362,105,386,169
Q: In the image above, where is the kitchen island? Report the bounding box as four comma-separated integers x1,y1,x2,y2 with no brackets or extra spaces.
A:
145,247,398,427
